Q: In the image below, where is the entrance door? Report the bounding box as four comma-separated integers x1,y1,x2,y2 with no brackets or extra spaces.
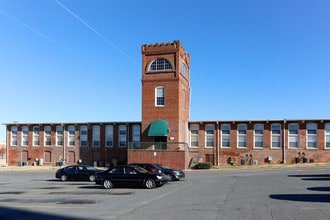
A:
154,136,167,150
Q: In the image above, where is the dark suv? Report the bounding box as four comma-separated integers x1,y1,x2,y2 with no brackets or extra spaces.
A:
129,163,163,174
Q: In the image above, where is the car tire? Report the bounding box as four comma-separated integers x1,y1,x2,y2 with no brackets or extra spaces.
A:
145,178,156,189
103,179,113,189
166,174,174,181
89,175,96,182
60,175,68,181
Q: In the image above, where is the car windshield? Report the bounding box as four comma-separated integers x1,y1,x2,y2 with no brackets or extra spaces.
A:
85,166,98,171
158,164,170,169
133,166,149,173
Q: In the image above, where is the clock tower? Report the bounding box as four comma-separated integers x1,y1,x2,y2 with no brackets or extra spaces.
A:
141,40,191,150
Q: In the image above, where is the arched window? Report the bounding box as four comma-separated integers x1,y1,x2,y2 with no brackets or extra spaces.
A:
148,58,172,71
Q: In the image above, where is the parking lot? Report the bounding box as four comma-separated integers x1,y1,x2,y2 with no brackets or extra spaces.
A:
1,166,330,220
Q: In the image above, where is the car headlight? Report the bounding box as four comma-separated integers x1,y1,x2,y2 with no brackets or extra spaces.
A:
156,175,162,180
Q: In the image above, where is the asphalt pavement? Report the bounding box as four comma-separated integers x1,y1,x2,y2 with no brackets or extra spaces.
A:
1,166,330,220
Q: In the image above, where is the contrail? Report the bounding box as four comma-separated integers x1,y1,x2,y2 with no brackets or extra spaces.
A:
0,8,71,52
55,0,139,65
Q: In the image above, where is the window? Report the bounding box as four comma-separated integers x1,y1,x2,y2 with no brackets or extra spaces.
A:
237,124,247,148
254,124,264,148
148,58,172,71
132,125,140,142
56,126,63,146
22,126,28,146
44,126,51,146
80,126,88,147
325,123,330,149
221,124,231,148
155,86,165,106
181,62,187,78
306,123,317,149
105,125,113,147
68,126,75,146
33,126,40,146
271,124,281,149
288,123,299,148
11,126,18,146
205,124,214,148
92,125,100,147
119,125,127,147
190,124,199,147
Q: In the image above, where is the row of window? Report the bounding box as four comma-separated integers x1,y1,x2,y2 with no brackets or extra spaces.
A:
10,125,141,148
190,123,330,149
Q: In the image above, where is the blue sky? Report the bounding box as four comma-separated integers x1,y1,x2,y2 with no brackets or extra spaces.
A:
0,0,330,143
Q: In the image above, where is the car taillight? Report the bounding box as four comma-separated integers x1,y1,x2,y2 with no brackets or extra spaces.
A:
150,168,156,172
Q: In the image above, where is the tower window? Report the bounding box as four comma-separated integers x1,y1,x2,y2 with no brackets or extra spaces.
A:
181,62,187,78
149,58,172,71
155,86,165,106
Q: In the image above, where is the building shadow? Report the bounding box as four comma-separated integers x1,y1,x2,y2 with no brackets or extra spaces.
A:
307,187,330,192
269,194,330,203
0,206,89,220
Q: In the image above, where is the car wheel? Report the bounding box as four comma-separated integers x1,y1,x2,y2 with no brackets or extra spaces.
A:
145,178,156,189
166,174,174,181
103,180,113,189
89,175,95,182
60,175,68,181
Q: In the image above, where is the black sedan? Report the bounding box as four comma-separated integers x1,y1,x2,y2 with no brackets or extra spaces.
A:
157,164,186,181
55,165,104,182
94,165,169,189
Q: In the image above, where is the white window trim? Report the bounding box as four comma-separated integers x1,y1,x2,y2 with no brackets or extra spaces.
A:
44,126,51,146
253,124,264,149
21,126,29,146
190,124,199,148
221,124,231,148
325,123,330,149
271,124,281,149
155,86,165,107
237,124,247,149
306,123,317,149
11,126,18,146
68,125,75,147
33,126,40,147
56,126,63,147
205,124,215,148
288,123,299,149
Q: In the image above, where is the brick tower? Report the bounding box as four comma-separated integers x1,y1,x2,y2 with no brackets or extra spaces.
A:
141,40,191,150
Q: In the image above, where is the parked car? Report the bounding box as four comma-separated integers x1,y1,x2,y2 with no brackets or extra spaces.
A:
55,165,104,182
94,165,169,189
129,163,163,174
157,164,186,181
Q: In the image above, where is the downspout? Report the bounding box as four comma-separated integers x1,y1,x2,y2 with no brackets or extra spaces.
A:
217,121,220,166
6,125,8,166
283,120,286,164
63,124,66,165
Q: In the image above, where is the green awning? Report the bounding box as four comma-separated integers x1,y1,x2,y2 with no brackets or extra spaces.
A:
148,119,169,136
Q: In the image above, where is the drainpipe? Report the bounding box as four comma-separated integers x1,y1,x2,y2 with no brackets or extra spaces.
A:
283,120,286,164
6,125,8,166
63,124,66,165
215,121,219,166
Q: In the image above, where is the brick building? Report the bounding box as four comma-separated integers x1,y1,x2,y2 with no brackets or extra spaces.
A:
4,41,330,169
